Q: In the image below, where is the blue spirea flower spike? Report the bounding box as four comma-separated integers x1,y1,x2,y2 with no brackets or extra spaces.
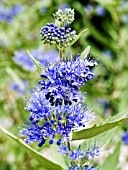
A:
21,8,100,170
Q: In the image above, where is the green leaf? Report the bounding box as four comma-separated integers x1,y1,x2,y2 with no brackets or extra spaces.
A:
81,122,123,153
83,21,116,51
50,143,68,169
27,50,44,72
105,109,128,123
101,142,121,170
0,126,62,170
80,46,90,59
72,118,128,141
72,2,85,15
70,29,88,46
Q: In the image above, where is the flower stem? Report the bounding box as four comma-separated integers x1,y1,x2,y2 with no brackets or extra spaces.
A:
59,48,63,62
67,141,71,151
62,22,64,27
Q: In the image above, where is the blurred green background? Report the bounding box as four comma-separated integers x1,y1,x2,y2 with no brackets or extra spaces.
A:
0,0,128,170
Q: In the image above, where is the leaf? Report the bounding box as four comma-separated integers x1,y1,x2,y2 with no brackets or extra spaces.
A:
50,143,68,169
80,46,90,59
105,109,128,123
27,50,44,72
72,2,85,15
101,142,121,170
72,118,128,141
70,29,88,46
0,125,62,170
83,21,116,51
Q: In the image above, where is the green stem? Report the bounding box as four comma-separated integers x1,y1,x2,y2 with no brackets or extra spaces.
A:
61,22,64,27
59,48,63,62
59,21,65,62
67,141,71,151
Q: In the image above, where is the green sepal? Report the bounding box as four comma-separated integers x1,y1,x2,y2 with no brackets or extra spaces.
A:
70,29,88,46
72,118,128,141
0,126,62,170
27,50,44,72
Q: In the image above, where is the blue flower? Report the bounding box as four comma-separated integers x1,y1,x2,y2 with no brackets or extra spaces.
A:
95,6,105,17
40,7,47,13
13,49,59,72
122,132,128,145
21,89,93,145
9,5,23,17
0,6,9,22
59,145,84,160
84,4,105,17
13,50,37,72
69,148,84,160
86,144,100,159
40,23,77,48
68,165,79,170
39,54,96,106
58,144,99,169
59,4,70,10
83,166,96,170
0,4,23,24
102,50,113,58
120,1,128,10
11,80,29,96
84,5,93,14
58,144,68,154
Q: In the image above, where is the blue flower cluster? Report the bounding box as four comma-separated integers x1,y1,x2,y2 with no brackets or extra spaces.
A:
13,49,59,72
58,144,100,170
0,4,23,24
21,89,93,146
39,54,95,106
40,23,77,48
84,4,105,17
